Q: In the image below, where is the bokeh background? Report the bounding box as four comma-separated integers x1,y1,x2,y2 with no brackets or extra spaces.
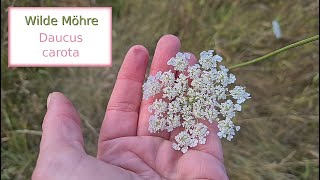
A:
1,0,319,179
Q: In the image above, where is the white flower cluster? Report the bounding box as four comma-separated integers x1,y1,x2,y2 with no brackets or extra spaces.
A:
142,50,250,153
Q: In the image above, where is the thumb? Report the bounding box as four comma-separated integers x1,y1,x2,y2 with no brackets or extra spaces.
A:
33,92,86,180
40,92,85,152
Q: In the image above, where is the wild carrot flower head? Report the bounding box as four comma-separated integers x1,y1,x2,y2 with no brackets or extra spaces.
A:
142,50,250,153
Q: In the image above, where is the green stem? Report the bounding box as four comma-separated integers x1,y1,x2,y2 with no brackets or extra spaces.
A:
230,35,319,70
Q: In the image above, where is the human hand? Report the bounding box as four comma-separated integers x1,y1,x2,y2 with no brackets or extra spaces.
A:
32,35,229,180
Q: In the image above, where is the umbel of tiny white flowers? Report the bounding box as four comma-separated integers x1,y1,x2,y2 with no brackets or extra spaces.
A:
142,50,250,153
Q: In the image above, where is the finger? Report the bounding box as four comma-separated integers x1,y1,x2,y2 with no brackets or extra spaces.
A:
167,53,224,162
138,34,181,139
98,45,149,145
168,52,197,142
179,52,197,79
34,93,139,180
40,92,85,153
192,121,224,162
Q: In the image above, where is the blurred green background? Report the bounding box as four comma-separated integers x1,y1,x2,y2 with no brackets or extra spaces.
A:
1,0,319,179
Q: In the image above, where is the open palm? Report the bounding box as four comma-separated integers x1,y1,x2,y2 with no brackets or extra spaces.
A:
33,35,229,180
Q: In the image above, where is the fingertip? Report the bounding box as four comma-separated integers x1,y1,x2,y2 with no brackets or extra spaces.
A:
129,45,149,55
50,91,69,98
184,52,197,65
157,34,181,48
127,45,149,65
118,45,149,81
176,52,197,77
150,34,181,74
47,92,67,101
46,93,52,108
44,92,80,126
46,92,73,108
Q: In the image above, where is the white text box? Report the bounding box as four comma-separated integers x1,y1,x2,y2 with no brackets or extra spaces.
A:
9,7,112,67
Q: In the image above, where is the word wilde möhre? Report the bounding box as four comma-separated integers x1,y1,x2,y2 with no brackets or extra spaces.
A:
25,15,99,26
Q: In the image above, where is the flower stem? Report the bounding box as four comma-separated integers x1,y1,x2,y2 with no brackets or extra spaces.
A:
230,35,319,70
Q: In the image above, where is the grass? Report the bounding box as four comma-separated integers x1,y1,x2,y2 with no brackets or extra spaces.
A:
1,0,319,179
